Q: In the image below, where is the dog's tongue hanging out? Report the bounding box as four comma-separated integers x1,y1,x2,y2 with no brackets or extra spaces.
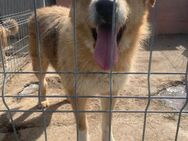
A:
94,26,118,70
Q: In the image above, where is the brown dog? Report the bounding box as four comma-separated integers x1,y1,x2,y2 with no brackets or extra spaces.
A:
28,0,156,140
0,19,19,66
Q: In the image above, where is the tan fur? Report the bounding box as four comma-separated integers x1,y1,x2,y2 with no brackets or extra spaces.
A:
28,1,155,140
0,19,19,67
2,19,19,36
0,27,8,48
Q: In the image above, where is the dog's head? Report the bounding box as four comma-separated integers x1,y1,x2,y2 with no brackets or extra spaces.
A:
72,0,156,70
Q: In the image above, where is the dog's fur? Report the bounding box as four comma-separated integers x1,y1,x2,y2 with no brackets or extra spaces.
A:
0,19,19,66
28,0,155,140
0,18,19,47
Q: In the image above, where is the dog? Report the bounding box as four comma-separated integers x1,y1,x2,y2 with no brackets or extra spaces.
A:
0,18,19,67
28,0,156,140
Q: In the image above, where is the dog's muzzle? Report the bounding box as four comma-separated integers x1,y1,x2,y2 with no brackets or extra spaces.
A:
95,0,116,25
90,0,126,70
92,0,119,71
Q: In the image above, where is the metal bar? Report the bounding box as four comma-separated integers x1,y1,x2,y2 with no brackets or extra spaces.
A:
0,0,186,140
42,0,46,7
4,19,30,28
142,2,158,140
11,35,28,47
108,0,117,140
71,0,79,140
0,25,19,141
33,0,48,140
16,19,31,26
0,109,187,114
15,15,24,70
2,95,187,99
0,10,32,20
14,10,24,72
11,44,28,56
0,71,186,75
174,62,188,141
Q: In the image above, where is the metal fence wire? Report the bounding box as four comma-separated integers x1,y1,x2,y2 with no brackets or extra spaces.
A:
0,0,46,85
0,0,187,141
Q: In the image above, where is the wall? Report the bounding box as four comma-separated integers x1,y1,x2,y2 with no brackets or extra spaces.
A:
155,0,188,34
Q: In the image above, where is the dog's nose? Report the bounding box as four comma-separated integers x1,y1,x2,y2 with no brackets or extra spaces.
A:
95,0,116,24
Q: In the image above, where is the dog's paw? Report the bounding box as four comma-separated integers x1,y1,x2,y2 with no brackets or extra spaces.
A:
38,100,49,109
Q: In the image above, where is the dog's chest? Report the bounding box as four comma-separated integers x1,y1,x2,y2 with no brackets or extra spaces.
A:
61,73,127,95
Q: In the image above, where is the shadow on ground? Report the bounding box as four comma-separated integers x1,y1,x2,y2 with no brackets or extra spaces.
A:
0,100,69,141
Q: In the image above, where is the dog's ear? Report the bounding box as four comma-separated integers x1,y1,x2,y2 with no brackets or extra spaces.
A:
145,0,156,7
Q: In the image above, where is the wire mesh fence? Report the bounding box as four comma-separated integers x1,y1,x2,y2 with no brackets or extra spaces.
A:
0,0,188,141
0,0,47,85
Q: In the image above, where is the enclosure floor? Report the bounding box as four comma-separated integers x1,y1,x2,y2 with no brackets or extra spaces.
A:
0,34,188,141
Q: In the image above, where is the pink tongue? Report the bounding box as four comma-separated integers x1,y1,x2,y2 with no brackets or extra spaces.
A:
94,26,118,70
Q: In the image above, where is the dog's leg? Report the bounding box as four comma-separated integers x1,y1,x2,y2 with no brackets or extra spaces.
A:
101,94,116,141
0,28,8,69
1,47,7,69
31,55,49,108
29,31,49,108
71,98,89,141
37,72,48,108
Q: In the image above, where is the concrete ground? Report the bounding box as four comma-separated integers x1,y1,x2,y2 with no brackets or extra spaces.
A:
0,34,188,141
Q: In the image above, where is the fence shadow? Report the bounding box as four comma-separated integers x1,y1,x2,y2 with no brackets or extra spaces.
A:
0,100,69,141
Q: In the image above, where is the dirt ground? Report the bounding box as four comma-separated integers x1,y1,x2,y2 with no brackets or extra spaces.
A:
0,34,188,141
